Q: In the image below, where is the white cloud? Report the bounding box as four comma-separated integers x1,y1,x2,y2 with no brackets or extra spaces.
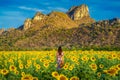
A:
47,7,68,12
18,6,45,12
55,7,68,12
1,11,23,17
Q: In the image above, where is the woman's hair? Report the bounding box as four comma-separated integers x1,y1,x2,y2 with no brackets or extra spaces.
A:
58,46,62,55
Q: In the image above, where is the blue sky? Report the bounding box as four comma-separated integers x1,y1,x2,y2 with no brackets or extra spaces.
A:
0,0,120,29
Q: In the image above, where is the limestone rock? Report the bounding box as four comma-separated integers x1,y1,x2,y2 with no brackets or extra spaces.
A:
23,18,32,30
67,4,90,20
33,12,46,21
67,4,95,25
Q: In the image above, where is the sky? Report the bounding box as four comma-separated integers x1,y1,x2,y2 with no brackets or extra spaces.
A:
0,0,120,29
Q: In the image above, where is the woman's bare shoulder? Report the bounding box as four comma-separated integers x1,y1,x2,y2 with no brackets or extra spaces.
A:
62,52,64,55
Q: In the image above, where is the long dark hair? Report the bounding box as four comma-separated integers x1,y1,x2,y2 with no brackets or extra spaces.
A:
58,46,62,55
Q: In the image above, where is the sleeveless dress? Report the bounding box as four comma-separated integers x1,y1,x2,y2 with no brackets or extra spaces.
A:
57,52,63,69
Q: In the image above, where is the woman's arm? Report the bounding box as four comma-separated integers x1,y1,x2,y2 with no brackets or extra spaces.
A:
56,53,58,61
62,52,64,56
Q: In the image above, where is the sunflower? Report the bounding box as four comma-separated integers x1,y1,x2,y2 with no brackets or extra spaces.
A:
65,63,69,66
9,65,17,71
99,64,104,69
21,74,33,80
70,76,79,80
118,55,120,60
107,56,112,60
104,68,118,76
90,57,96,62
19,64,24,69
111,53,117,59
58,74,68,80
40,59,44,62
69,66,74,71
51,71,59,78
33,77,38,80
25,64,30,69
63,65,68,70
117,64,120,70
14,70,19,75
8,59,13,63
50,59,54,63
97,72,101,77
35,64,41,70
81,56,89,62
21,72,25,76
1,69,9,75
27,60,32,65
109,68,118,76
71,57,77,62
43,63,49,68
90,63,97,71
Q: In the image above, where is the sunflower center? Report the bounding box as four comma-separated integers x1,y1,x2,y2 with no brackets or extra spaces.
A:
71,78,76,80
108,69,116,74
3,70,6,73
54,73,58,76
60,76,66,80
24,77,29,79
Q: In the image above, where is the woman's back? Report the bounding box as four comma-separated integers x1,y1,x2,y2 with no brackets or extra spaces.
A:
57,52,63,61
57,46,64,69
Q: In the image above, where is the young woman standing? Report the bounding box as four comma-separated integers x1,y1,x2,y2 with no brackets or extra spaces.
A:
56,46,64,70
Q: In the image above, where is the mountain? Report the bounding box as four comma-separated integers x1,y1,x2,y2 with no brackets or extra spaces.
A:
18,11,79,31
18,4,94,31
0,4,120,50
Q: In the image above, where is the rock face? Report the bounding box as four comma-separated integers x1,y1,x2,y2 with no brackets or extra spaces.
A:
23,18,32,30
67,4,95,24
67,4,89,20
33,12,46,21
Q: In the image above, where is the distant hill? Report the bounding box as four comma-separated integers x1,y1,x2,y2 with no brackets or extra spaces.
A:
0,4,120,51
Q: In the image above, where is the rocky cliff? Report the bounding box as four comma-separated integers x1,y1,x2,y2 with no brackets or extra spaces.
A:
23,18,32,30
67,4,95,24
33,12,46,21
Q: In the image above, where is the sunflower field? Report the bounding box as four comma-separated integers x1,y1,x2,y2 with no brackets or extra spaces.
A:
0,50,120,80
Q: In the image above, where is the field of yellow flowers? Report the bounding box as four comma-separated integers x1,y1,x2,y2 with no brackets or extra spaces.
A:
0,50,120,80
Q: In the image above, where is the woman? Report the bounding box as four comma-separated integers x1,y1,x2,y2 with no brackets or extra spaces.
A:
56,46,64,70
